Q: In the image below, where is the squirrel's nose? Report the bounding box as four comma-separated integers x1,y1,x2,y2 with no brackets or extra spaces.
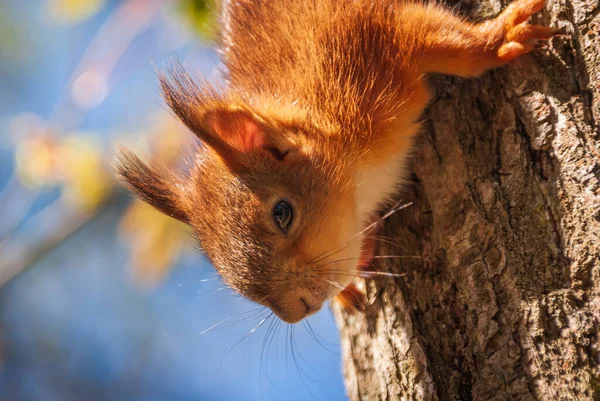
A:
269,291,323,324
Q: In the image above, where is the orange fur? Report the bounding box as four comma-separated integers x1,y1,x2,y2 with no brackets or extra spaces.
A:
116,0,559,322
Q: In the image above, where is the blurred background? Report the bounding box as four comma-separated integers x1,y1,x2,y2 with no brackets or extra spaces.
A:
0,1,347,400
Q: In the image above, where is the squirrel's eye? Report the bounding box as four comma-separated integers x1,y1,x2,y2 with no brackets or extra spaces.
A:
273,201,293,233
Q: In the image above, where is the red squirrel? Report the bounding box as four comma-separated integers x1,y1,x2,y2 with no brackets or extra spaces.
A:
117,0,561,323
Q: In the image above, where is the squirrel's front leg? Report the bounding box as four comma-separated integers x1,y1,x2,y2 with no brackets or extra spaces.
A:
334,219,384,312
407,0,564,77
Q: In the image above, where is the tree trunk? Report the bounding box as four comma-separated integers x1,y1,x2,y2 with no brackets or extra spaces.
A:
333,0,600,399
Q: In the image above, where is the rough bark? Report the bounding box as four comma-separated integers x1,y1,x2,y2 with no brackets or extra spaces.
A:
333,0,600,399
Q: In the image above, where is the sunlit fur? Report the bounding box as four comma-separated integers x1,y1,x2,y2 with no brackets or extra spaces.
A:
117,0,558,322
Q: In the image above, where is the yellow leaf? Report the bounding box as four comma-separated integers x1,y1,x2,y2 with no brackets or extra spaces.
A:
120,200,190,289
58,135,112,211
14,136,58,188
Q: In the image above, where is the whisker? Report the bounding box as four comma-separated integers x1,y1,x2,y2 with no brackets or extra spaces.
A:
303,320,339,353
273,319,283,356
313,253,429,272
372,255,429,261
289,327,319,401
323,278,347,292
305,247,335,266
260,315,278,390
317,269,408,278
353,200,413,240
291,326,322,383
285,324,290,366
197,316,232,336
311,256,362,271
219,313,273,367
364,235,412,252
308,201,413,270
161,306,267,337
210,307,271,333
175,278,215,287
308,242,354,270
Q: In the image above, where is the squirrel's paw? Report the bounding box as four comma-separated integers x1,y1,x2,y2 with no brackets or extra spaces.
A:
334,283,366,312
333,219,385,313
495,0,566,61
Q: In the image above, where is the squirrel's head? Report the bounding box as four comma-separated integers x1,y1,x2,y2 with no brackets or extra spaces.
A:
116,69,364,323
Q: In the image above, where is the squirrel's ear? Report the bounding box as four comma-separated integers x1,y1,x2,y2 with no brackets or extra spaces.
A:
204,107,297,162
115,148,189,223
204,108,266,153
194,107,296,166
158,68,291,164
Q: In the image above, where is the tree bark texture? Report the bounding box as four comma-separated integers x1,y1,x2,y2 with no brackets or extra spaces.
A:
333,0,600,399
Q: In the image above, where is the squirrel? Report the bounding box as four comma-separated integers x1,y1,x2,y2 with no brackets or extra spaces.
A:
117,0,562,323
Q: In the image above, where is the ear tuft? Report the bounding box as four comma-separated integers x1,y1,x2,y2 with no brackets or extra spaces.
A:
115,148,189,223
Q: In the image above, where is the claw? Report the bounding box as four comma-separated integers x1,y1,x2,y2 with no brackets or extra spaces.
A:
551,27,569,37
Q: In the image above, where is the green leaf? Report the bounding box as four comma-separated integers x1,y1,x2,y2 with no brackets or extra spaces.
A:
176,0,218,40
